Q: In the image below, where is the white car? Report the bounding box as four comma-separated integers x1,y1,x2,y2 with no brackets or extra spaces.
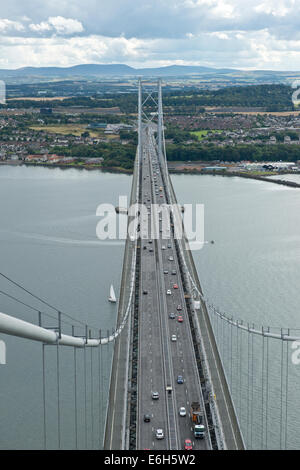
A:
156,429,164,440
171,334,177,342
162,245,166,250
179,407,186,417
167,289,172,295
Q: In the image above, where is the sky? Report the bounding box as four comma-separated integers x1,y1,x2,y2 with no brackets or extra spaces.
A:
1,0,300,70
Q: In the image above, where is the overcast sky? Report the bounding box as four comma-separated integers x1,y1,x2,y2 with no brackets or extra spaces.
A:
1,0,300,70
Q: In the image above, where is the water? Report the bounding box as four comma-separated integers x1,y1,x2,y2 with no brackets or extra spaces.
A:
0,165,131,449
1,167,300,449
171,173,300,449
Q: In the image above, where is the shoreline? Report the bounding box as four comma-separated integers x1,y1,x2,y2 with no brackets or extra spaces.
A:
1,161,300,187
0,161,133,174
168,167,300,188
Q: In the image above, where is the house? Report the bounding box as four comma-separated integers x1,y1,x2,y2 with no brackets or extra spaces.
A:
47,154,61,164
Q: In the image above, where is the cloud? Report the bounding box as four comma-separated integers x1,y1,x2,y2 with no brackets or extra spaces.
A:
0,19,24,33
0,1,300,70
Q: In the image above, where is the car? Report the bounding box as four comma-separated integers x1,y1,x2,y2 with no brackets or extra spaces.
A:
173,284,178,289
179,407,186,417
151,391,159,400
149,248,154,253
144,414,151,422
168,244,172,248
171,334,177,342
169,312,176,319
177,305,182,311
149,240,153,244
162,245,166,250
171,270,177,275
167,289,172,295
164,270,169,274
177,375,184,384
178,316,183,323
169,256,174,261
184,439,192,450
156,429,164,440
143,290,148,295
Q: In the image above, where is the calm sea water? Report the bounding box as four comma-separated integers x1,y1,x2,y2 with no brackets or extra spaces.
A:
0,165,131,449
172,173,300,449
0,166,300,449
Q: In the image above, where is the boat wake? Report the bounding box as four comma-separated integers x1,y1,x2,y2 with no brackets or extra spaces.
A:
0,230,124,247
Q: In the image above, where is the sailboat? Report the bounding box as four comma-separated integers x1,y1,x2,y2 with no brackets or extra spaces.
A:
108,284,117,303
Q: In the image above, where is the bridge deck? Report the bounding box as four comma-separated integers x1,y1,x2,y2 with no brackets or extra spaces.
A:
104,122,244,450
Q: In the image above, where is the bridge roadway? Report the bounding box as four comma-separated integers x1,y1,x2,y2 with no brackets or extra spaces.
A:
136,128,209,450
104,124,244,450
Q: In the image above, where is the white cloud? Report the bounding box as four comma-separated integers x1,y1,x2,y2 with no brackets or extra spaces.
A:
254,0,295,17
1,1,300,70
210,31,230,40
29,16,84,35
0,19,24,33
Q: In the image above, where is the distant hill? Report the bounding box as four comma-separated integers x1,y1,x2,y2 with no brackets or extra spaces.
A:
0,63,239,80
0,63,298,85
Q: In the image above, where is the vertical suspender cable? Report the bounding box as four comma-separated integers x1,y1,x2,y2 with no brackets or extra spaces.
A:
84,346,88,449
56,343,61,449
97,342,101,449
99,330,104,448
285,336,289,450
246,326,250,448
236,321,239,410
261,330,265,449
42,343,47,449
250,327,254,449
239,325,243,422
90,347,94,450
230,317,233,392
265,331,269,450
280,331,284,449
74,345,78,449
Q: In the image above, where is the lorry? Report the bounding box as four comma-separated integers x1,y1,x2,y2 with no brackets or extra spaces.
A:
194,424,205,439
190,402,202,423
190,402,205,439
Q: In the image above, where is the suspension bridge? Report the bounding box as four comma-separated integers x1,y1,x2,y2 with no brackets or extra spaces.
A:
0,80,299,450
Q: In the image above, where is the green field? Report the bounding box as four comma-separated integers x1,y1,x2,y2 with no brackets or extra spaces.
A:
191,130,221,141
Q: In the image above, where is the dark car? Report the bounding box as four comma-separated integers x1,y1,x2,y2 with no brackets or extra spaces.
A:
144,414,151,422
143,290,148,295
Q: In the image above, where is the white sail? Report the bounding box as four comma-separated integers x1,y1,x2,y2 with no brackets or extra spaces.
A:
109,284,117,303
